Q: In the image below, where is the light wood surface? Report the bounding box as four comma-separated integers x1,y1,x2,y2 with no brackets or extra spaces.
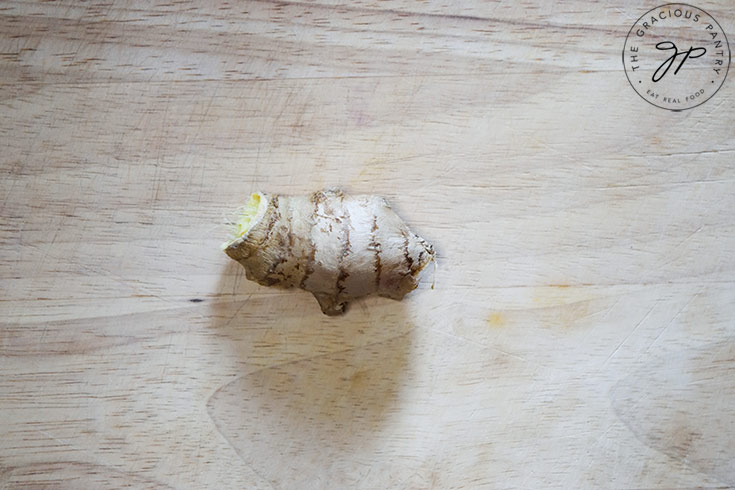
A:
2,1,734,488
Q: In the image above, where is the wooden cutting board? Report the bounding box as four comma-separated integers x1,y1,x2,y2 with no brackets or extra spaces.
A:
1,1,733,488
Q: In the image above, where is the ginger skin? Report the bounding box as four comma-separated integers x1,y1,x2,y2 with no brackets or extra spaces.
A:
223,188,435,315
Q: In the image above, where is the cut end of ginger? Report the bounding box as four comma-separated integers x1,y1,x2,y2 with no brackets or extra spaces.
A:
234,193,263,237
222,193,268,249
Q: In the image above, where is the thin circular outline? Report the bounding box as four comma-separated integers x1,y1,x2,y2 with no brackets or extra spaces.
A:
622,3,731,111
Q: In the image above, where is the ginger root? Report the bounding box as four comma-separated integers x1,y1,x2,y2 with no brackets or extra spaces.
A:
223,188,435,315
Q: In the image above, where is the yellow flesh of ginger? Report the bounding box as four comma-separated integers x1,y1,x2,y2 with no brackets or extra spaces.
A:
234,193,262,237
222,193,266,249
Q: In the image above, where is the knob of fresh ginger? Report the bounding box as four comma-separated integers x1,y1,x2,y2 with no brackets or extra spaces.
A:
223,188,435,315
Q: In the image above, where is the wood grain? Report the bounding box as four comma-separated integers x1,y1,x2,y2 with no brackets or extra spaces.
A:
1,0,734,488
